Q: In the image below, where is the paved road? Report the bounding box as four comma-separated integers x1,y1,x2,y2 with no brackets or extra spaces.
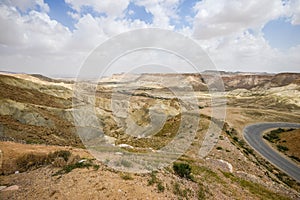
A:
243,122,300,182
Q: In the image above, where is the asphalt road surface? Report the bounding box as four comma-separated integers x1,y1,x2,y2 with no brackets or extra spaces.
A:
243,122,300,182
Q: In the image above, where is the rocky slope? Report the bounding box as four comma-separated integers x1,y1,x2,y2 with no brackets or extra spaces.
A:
0,73,82,147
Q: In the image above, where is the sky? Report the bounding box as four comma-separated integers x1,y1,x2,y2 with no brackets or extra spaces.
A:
0,0,300,77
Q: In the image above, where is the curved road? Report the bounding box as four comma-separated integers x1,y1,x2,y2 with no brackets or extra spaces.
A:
243,122,300,182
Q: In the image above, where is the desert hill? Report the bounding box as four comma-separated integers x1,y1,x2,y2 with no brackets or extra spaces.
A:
0,71,300,199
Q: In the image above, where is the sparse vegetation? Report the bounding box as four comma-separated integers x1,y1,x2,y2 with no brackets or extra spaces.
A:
120,173,134,180
222,172,291,200
191,165,222,183
16,153,50,172
263,128,295,144
197,183,206,200
263,128,285,143
52,159,99,176
264,128,300,165
172,182,191,199
147,171,165,193
227,129,254,157
15,150,99,176
16,150,72,172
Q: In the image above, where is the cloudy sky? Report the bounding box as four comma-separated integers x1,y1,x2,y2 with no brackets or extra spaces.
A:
0,0,300,76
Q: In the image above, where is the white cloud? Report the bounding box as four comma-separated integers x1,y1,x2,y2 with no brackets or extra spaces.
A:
2,0,49,12
0,2,151,76
199,31,275,71
0,0,299,76
190,0,300,73
67,11,80,20
192,0,285,39
0,5,25,46
0,3,76,75
288,0,300,25
128,10,134,15
67,14,149,52
68,14,107,51
277,44,300,71
65,0,130,18
196,30,300,73
0,4,70,50
133,0,180,28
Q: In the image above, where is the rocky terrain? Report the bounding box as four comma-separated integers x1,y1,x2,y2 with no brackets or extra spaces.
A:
0,71,300,199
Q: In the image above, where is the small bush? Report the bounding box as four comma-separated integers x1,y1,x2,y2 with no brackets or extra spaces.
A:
197,183,206,200
49,150,71,162
289,155,300,162
173,162,192,179
225,130,232,136
233,136,239,142
93,164,100,170
53,161,94,176
147,171,165,193
277,145,289,152
243,150,249,155
264,128,285,143
216,146,223,150
238,140,246,147
148,171,158,185
120,173,133,180
245,148,254,155
173,182,181,195
157,182,165,192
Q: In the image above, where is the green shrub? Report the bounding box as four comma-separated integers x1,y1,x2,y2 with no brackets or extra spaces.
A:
157,182,165,192
173,182,181,196
148,171,158,185
172,182,191,198
233,136,239,142
53,161,95,176
49,150,71,162
245,148,254,155
173,162,192,179
238,140,246,147
289,155,300,162
197,183,206,200
277,145,289,152
264,128,285,143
